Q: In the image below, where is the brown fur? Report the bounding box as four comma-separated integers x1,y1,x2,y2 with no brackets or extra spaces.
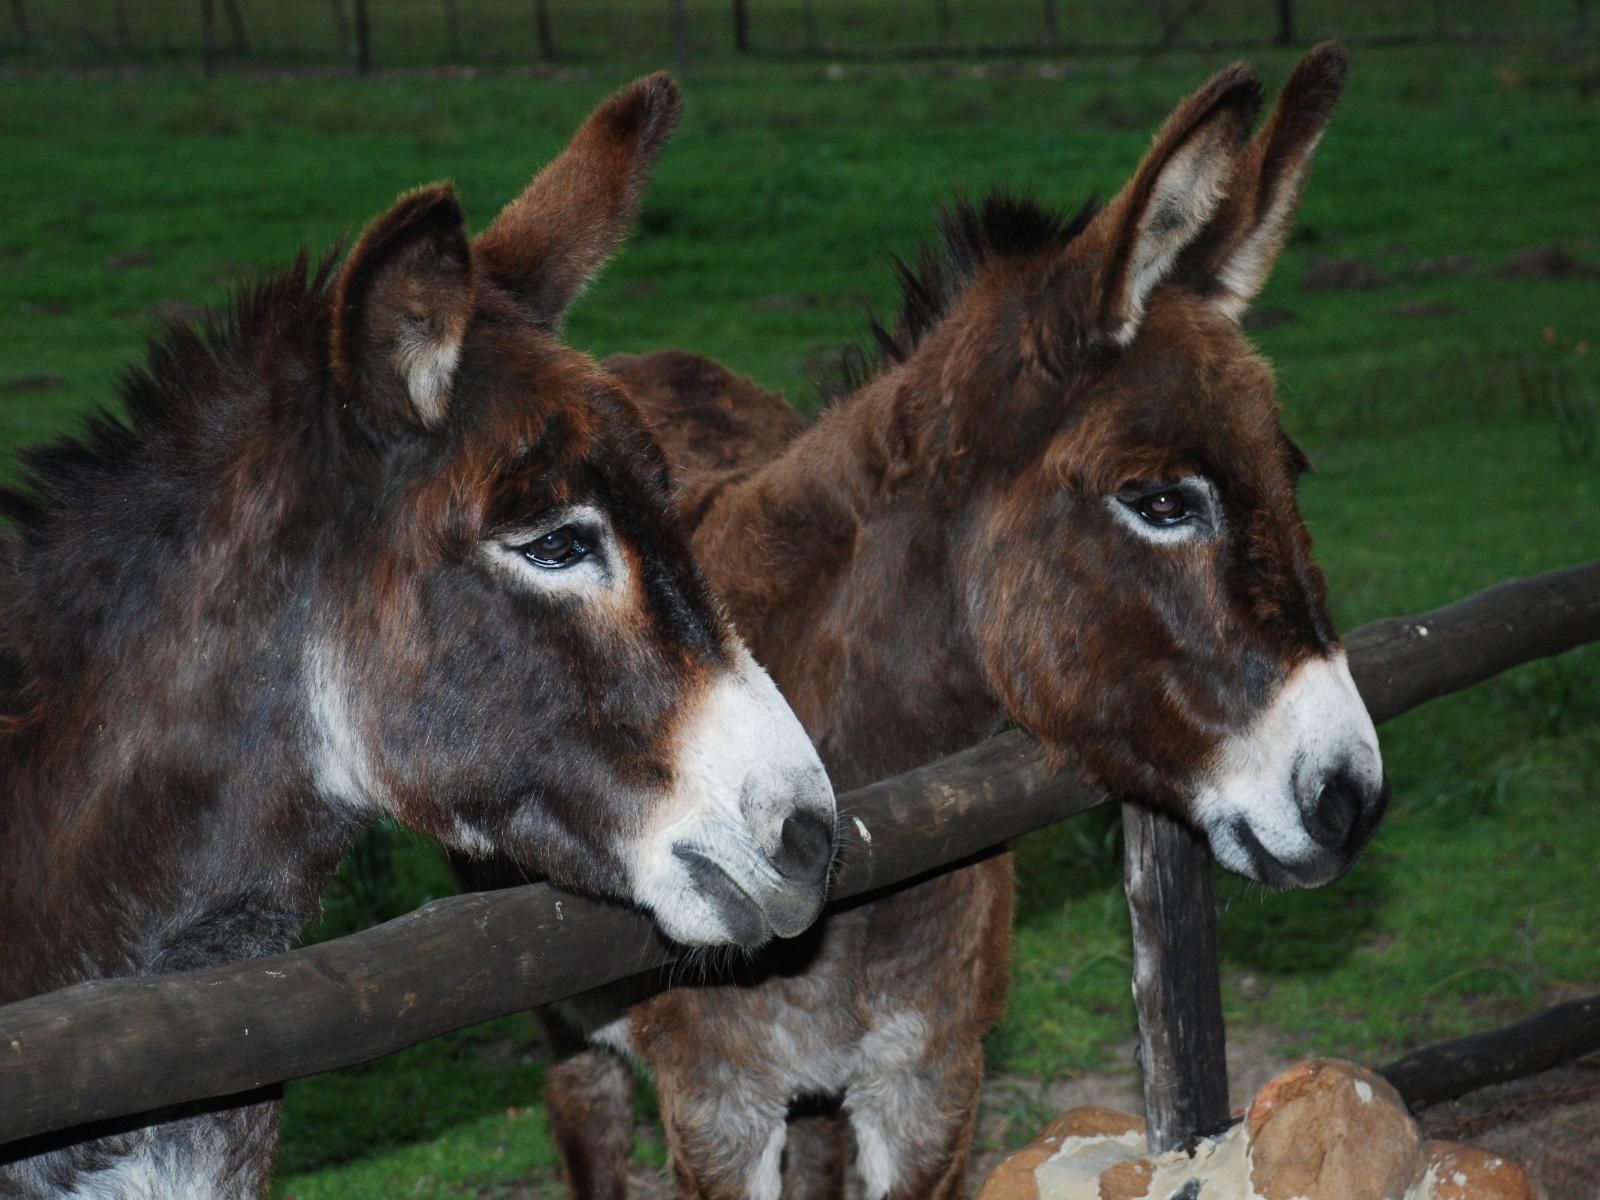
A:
0,73,821,1198
527,46,1372,1200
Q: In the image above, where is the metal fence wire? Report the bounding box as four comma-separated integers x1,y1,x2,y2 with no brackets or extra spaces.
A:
1,1,1591,70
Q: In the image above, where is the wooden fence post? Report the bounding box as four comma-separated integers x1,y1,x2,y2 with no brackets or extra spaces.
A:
200,0,217,76
1123,804,1230,1153
801,0,818,48
1043,0,1059,39
669,0,688,74
113,0,131,50
934,0,952,42
221,0,248,52
330,0,352,58
1273,0,1295,45
533,0,555,58
7,0,29,48
731,0,749,52
353,0,371,72
442,0,460,59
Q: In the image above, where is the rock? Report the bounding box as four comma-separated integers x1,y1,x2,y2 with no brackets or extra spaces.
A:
978,1060,1545,1199
1392,299,1459,319
1301,255,1391,291
1246,1059,1422,1199
977,1108,1145,1200
1496,245,1595,279
1424,1141,1547,1200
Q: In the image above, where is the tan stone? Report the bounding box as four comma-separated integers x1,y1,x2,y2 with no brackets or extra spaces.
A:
1041,1106,1146,1143
1098,1156,1154,1200
977,1106,1148,1200
1424,1140,1548,1200
1245,1058,1423,1200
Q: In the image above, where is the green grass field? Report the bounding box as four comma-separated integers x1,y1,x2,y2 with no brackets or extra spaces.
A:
2,33,1597,1199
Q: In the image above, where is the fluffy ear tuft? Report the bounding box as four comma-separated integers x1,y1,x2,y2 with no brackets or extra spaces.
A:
331,184,474,432
1177,41,1349,319
473,72,683,330
1070,64,1260,347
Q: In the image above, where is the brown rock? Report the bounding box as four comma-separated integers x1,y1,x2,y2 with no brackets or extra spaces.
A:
1245,1058,1422,1199
1424,1141,1546,1200
1098,1157,1154,1199
1040,1105,1145,1143
976,1106,1146,1200
1301,256,1391,291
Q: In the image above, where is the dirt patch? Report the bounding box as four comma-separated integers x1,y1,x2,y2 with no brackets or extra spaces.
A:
1301,255,1391,291
1497,245,1600,280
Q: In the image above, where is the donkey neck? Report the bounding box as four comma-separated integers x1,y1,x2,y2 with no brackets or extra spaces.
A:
0,592,357,1005
693,368,1004,793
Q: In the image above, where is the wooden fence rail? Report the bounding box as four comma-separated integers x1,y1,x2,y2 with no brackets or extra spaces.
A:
0,559,1596,1151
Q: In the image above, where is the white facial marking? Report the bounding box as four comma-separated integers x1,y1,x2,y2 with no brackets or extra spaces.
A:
1104,475,1221,546
397,329,460,427
480,504,630,604
305,639,390,818
632,644,834,947
1193,651,1382,882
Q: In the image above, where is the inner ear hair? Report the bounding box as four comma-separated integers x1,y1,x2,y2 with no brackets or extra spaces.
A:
1178,41,1350,319
1094,64,1261,345
331,184,475,433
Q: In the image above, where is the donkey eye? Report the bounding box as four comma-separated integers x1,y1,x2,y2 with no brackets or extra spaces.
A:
518,527,589,568
1132,491,1189,525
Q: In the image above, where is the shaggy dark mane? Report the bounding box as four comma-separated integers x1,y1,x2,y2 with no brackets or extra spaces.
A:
818,189,1100,403
0,251,340,551
0,253,340,726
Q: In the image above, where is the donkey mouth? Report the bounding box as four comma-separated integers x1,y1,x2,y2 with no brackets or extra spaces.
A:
670,844,825,948
1228,772,1390,889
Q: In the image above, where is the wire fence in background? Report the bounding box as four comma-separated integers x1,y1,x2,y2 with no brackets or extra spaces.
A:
0,0,1591,74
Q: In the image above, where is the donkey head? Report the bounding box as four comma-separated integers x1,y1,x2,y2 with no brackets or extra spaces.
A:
315,76,834,946
903,46,1383,886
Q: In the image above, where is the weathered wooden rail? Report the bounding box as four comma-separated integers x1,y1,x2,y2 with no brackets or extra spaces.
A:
0,559,1596,1154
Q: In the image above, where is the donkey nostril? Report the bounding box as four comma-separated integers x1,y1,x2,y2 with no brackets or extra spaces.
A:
772,811,834,886
1307,770,1362,848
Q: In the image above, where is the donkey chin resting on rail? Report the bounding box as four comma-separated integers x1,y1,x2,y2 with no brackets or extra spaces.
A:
459,41,1389,1200
0,73,834,1199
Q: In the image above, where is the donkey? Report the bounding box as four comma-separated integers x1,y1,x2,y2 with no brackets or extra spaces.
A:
0,74,835,1198
527,45,1387,1200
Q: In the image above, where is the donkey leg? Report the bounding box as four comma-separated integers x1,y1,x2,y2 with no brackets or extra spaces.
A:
656,1070,790,1200
546,1046,636,1200
846,855,1013,1200
780,1109,849,1200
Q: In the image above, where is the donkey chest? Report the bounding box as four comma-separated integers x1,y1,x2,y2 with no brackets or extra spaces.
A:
0,1100,277,1200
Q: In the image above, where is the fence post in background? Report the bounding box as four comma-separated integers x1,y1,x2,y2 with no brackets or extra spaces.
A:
442,0,460,59
731,0,749,52
1578,0,1590,33
6,0,28,48
1433,0,1447,35
113,0,131,50
330,0,352,58
354,0,371,72
1273,0,1295,45
533,0,555,58
221,0,248,52
1043,0,1059,40
1123,804,1231,1154
801,0,818,48
669,0,688,74
934,0,952,42
200,0,217,76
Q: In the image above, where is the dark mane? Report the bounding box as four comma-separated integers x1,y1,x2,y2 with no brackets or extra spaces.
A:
817,188,1100,403
0,251,340,552
0,252,340,726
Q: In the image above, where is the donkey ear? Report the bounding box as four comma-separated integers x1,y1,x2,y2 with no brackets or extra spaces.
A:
1077,64,1261,346
1178,41,1348,319
473,72,683,331
331,184,474,432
